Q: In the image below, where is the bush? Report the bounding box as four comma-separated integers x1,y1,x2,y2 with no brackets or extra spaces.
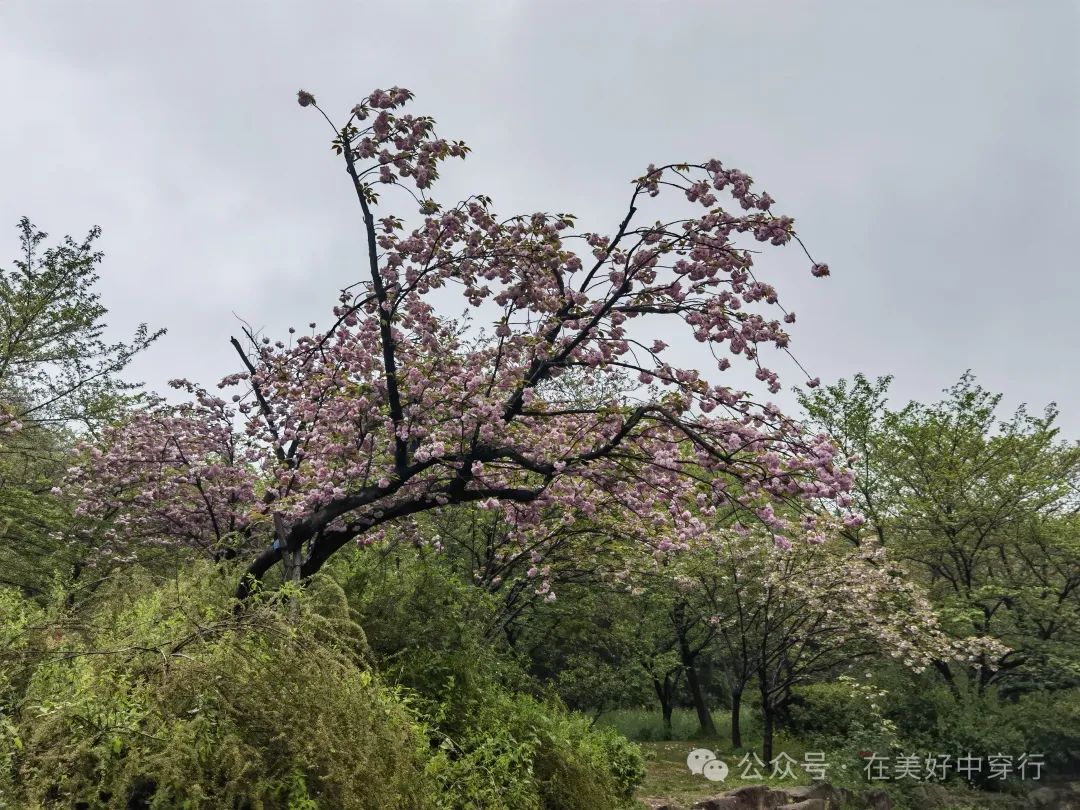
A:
1016,688,1080,773
2,552,647,809
337,545,523,727
786,682,857,742
896,684,1080,778
1,566,432,809
798,668,1080,784
786,675,902,765
338,547,645,808
426,692,643,810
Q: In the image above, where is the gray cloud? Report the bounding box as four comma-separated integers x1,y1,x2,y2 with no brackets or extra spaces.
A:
2,1,1078,435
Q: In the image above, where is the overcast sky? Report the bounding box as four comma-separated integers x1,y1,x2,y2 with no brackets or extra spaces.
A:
3,2,1078,438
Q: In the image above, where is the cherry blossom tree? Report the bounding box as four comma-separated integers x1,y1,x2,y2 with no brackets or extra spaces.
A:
682,531,1007,759
65,383,257,563
66,86,859,599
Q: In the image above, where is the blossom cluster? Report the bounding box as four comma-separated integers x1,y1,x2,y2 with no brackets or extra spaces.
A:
65,87,859,584
63,383,258,561
701,531,1007,671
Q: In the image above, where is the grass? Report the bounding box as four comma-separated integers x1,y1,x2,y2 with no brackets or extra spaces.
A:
601,708,1044,810
596,707,729,743
596,706,807,752
596,708,834,807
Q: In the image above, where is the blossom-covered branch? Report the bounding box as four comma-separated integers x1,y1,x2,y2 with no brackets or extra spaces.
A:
66,87,860,598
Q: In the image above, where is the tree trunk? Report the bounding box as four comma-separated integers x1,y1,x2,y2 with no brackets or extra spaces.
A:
684,659,717,738
761,702,774,763
276,514,302,585
933,659,961,700
653,675,675,740
673,601,716,738
281,546,302,583
730,688,743,749
759,668,774,763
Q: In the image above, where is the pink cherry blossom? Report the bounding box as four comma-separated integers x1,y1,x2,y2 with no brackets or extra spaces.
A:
64,87,849,597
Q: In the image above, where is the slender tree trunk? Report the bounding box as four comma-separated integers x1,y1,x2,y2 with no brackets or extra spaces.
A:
653,676,675,740
270,515,303,622
280,547,302,583
674,601,717,738
503,624,518,648
934,659,961,700
730,688,743,749
761,703,774,763
684,660,717,738
758,668,774,763
276,514,302,585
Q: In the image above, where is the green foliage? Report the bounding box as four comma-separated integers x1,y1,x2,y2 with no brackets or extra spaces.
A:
886,679,1080,775
791,666,1080,781
799,372,1080,692
336,545,645,808
0,218,163,598
522,588,653,719
597,708,732,743
425,692,643,810
1,565,431,809
1,537,648,809
337,544,524,725
1011,689,1080,772
0,218,162,430
786,682,864,742
787,675,899,754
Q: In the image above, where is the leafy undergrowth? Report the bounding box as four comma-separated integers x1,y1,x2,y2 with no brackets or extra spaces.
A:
0,563,646,809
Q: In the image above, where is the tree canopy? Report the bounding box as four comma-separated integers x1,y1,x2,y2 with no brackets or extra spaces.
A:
64,87,858,598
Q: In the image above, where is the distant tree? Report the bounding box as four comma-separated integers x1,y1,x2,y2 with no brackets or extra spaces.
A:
793,373,893,545
0,417,69,594
798,373,1080,693
0,218,162,434
688,532,992,760
670,591,720,738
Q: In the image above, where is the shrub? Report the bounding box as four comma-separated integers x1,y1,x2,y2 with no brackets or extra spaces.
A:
900,685,1080,778
1015,688,1080,773
786,682,857,742
2,553,647,809
337,545,525,723
1,566,432,809
338,547,645,808
426,692,643,810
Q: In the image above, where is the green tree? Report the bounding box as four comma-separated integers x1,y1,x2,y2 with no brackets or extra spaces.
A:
0,218,162,433
798,372,1080,694
0,219,162,596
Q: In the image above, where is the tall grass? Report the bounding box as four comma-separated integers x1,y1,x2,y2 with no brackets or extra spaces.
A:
596,707,746,743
